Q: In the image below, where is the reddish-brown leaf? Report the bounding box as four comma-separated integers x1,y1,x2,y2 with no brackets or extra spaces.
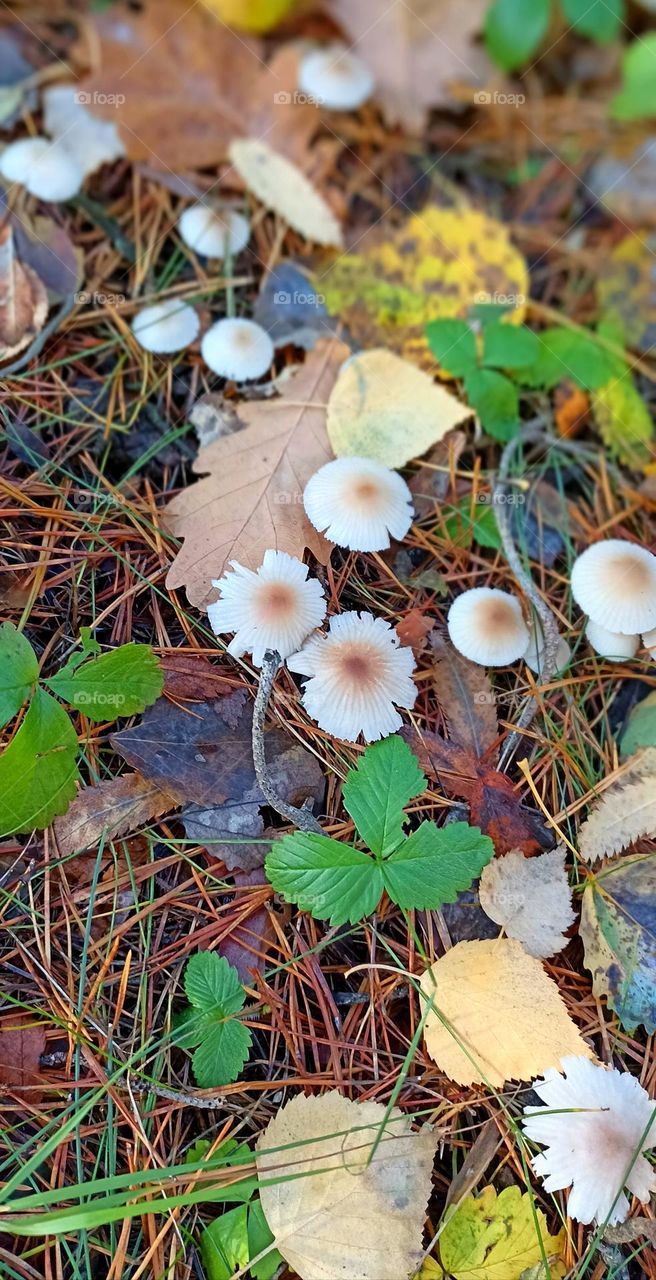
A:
395,609,434,656
160,653,234,702
0,1013,46,1095
217,868,275,981
430,632,498,759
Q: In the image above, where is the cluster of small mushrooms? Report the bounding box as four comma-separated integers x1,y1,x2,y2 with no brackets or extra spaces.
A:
207,454,656,743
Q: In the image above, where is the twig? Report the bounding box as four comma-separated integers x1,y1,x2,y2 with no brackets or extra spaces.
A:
252,650,322,833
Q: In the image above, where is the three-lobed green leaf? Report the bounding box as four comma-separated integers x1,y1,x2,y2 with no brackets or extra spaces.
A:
175,952,252,1088
45,643,164,723
381,821,494,910
267,833,384,926
342,734,425,856
0,688,80,836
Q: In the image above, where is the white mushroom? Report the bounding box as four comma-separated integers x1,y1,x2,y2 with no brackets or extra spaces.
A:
288,611,417,742
0,137,84,201
447,588,529,667
303,456,414,552
585,619,639,662
298,45,374,111
642,627,656,661
207,550,326,668
178,205,250,259
523,624,571,675
131,299,200,354
571,540,656,635
201,317,273,381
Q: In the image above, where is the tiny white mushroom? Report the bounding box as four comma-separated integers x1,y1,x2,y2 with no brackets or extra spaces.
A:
303,456,414,552
523,624,571,675
447,587,529,667
571,539,656,634
298,45,374,111
178,205,250,259
131,299,200,354
0,136,84,201
201,317,274,381
208,550,326,668
585,619,639,662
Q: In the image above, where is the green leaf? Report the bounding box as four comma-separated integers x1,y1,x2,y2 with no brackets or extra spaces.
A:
481,321,539,370
184,952,246,1015
484,0,551,72
0,623,39,728
0,688,80,836
442,498,502,551
266,832,383,925
171,1006,217,1049
580,855,656,1034
438,1184,566,1280
192,1018,252,1087
425,318,477,378
248,1199,283,1280
342,736,426,856
464,368,519,442
621,691,656,758
45,643,163,723
200,1204,250,1280
561,0,623,41
382,822,494,911
518,326,612,390
611,34,656,121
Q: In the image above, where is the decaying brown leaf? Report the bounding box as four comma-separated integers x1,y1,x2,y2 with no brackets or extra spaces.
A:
331,0,491,132
160,652,234,702
165,338,348,609
578,748,656,862
0,1013,47,1096
256,1091,436,1280
52,773,177,856
430,631,498,759
0,225,48,362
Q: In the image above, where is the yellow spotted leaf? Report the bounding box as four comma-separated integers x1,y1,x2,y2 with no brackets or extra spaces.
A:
597,235,656,355
201,0,296,31
420,938,592,1087
327,349,472,466
438,1185,566,1280
592,374,653,468
319,205,528,366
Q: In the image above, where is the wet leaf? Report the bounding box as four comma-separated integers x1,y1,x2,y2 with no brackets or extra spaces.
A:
580,853,656,1033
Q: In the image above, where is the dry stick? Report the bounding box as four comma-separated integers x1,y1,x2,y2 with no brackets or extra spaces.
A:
252,649,322,833
494,425,562,769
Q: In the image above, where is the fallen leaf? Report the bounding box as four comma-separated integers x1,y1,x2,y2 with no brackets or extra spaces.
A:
164,338,348,609
256,1091,436,1280
396,609,435,656
327,349,471,467
43,84,125,177
189,393,244,450
0,30,37,128
620,690,656,758
0,1013,46,1096
430,632,498,760
437,1185,566,1280
253,261,334,352
52,773,177,856
597,235,656,356
229,139,343,248
319,205,528,367
578,749,656,862
217,867,275,980
201,0,297,34
420,938,592,1087
554,382,589,437
588,142,656,228
580,853,656,1033
160,653,234,702
479,846,575,958
8,208,82,302
0,225,48,362
331,0,491,131
592,372,653,468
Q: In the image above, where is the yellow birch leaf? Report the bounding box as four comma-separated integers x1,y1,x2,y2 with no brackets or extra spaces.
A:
229,139,343,247
438,1185,567,1280
319,205,528,366
592,375,653,468
420,938,592,1087
327,348,472,466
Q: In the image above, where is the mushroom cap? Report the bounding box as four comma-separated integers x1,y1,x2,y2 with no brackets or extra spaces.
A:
524,631,571,675
178,205,250,259
571,540,656,634
447,588,529,667
288,610,417,742
585,619,639,662
642,627,656,661
131,299,200,354
201,317,274,381
298,45,374,111
42,85,125,177
207,550,326,668
303,456,414,552
0,136,84,201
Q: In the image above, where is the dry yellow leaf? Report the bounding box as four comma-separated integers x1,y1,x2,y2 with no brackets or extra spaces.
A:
479,847,575,958
578,749,656,862
229,138,343,247
256,1091,436,1280
327,349,471,467
420,939,592,1087
319,205,528,366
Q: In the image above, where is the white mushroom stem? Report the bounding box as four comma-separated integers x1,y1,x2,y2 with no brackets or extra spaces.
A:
252,650,322,834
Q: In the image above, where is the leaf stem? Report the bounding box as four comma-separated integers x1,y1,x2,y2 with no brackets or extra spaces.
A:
252,650,322,833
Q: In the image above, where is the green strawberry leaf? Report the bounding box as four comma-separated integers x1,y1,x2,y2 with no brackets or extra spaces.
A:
45,642,163,722
425,318,477,378
342,735,426,856
0,622,39,729
611,35,656,121
517,327,613,390
481,321,540,371
464,368,519,442
184,952,246,1015
484,0,551,72
442,498,502,551
192,1018,252,1088
200,1204,250,1280
382,821,495,910
562,0,624,43
176,953,251,1086
266,832,384,925
0,688,80,836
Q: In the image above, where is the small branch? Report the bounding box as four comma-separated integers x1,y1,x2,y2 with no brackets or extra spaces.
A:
252,650,322,833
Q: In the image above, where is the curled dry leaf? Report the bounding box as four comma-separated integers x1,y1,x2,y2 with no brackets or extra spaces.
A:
52,773,177,857
165,338,348,609
578,748,656,862
256,1091,436,1280
0,226,48,362
228,138,343,248
327,349,471,468
420,938,592,1087
479,846,576,958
